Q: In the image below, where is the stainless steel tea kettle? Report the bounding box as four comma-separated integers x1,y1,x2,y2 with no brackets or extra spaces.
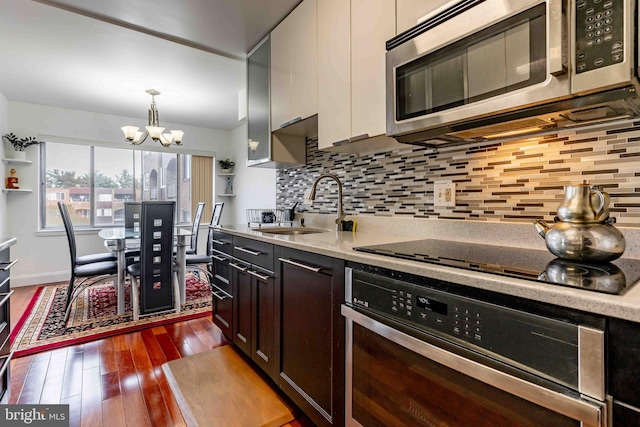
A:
533,182,625,262
556,181,609,223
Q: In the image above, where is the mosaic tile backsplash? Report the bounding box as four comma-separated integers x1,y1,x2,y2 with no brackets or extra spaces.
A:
276,118,640,227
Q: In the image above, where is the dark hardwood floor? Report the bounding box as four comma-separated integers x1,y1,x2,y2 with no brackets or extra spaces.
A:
9,285,314,427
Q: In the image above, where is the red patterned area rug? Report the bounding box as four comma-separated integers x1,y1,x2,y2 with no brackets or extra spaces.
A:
10,274,212,357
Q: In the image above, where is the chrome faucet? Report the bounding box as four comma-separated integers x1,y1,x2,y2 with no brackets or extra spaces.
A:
309,173,346,231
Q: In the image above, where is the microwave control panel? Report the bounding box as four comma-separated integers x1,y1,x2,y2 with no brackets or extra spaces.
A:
575,0,623,73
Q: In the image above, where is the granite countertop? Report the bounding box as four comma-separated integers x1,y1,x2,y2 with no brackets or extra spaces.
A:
215,224,640,323
0,238,17,252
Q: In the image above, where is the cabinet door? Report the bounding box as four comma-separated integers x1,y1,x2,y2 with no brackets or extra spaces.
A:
289,0,318,124
270,14,292,129
251,269,276,378
317,0,351,149
351,0,395,139
609,318,640,408
247,36,272,164
211,252,233,338
281,261,332,422
231,261,252,356
276,248,345,427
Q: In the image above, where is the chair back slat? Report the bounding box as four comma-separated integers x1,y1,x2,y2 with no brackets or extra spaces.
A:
139,201,175,314
190,202,205,252
206,202,224,257
57,202,77,267
124,202,142,231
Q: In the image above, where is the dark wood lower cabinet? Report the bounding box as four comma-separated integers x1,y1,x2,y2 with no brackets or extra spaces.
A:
276,247,345,427
230,258,277,379
231,260,253,356
0,241,15,404
211,250,233,338
608,318,640,427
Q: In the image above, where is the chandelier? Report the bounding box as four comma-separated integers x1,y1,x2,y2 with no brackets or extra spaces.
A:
121,89,184,147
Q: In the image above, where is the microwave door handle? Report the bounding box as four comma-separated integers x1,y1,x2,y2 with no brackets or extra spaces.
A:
548,0,566,76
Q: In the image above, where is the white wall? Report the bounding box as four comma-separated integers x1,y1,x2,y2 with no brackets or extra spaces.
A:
224,124,277,225
0,91,7,238
7,101,233,286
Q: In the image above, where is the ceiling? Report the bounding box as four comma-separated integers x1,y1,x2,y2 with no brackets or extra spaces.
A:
0,0,301,131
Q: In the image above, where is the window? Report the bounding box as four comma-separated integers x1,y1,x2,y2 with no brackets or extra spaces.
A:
41,142,202,229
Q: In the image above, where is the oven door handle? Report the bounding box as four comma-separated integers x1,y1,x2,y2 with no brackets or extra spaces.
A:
342,305,605,427
548,0,566,76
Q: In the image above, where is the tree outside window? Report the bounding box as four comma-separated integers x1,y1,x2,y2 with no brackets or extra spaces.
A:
41,142,197,229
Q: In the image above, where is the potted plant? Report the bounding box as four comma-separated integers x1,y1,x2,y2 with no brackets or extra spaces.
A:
218,158,235,173
3,133,42,160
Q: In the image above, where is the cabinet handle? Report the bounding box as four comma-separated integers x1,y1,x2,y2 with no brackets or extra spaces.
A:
279,258,323,273
248,270,271,281
214,274,229,285
279,116,302,129
0,351,13,378
229,262,248,272
212,239,227,245
211,254,226,262
235,246,262,256
0,290,14,308
349,133,370,142
0,259,18,271
209,283,232,300
332,138,350,147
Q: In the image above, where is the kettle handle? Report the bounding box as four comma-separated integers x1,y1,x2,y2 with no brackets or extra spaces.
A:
591,189,605,219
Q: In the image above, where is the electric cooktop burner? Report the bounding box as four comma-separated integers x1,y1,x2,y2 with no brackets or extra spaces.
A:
353,239,640,295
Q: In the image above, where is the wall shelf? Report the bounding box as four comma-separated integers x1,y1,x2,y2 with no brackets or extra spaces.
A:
217,194,236,197
217,173,235,177
2,158,32,166
2,188,32,193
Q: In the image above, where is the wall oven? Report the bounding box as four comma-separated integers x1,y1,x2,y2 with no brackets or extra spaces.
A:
343,263,609,427
386,0,640,145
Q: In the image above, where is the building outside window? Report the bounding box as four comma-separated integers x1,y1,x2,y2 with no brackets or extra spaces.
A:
41,142,198,229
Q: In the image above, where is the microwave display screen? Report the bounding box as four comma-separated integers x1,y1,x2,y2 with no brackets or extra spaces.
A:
396,4,547,122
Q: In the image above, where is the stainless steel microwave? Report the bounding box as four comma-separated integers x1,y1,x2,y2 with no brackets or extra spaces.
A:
386,0,640,146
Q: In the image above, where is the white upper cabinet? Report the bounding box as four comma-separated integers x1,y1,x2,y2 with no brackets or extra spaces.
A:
270,0,317,130
396,0,453,35
317,0,396,150
317,0,350,147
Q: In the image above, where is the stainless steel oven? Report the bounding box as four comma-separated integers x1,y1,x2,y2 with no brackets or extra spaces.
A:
386,0,640,145
343,264,609,427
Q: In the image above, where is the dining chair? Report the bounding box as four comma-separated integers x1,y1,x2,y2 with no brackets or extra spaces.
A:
184,202,224,280
58,201,118,321
127,201,180,320
123,202,142,261
186,202,205,255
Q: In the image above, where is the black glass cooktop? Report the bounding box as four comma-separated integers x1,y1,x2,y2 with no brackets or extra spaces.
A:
353,239,640,295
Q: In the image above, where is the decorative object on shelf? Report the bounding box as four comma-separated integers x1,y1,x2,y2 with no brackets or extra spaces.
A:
248,139,260,151
5,168,19,189
3,132,42,160
218,158,235,173
225,177,233,194
121,89,184,147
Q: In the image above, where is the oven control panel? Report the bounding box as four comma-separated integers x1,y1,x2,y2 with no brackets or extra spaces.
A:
349,268,581,388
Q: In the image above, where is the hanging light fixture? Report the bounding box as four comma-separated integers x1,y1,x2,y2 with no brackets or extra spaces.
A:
248,139,259,151
121,89,184,147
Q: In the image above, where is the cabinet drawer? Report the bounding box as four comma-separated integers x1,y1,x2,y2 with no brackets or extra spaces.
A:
212,230,233,255
233,237,274,271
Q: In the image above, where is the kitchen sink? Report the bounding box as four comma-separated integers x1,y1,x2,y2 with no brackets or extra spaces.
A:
253,227,330,235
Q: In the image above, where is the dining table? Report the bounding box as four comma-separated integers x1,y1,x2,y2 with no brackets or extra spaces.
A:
98,227,192,315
